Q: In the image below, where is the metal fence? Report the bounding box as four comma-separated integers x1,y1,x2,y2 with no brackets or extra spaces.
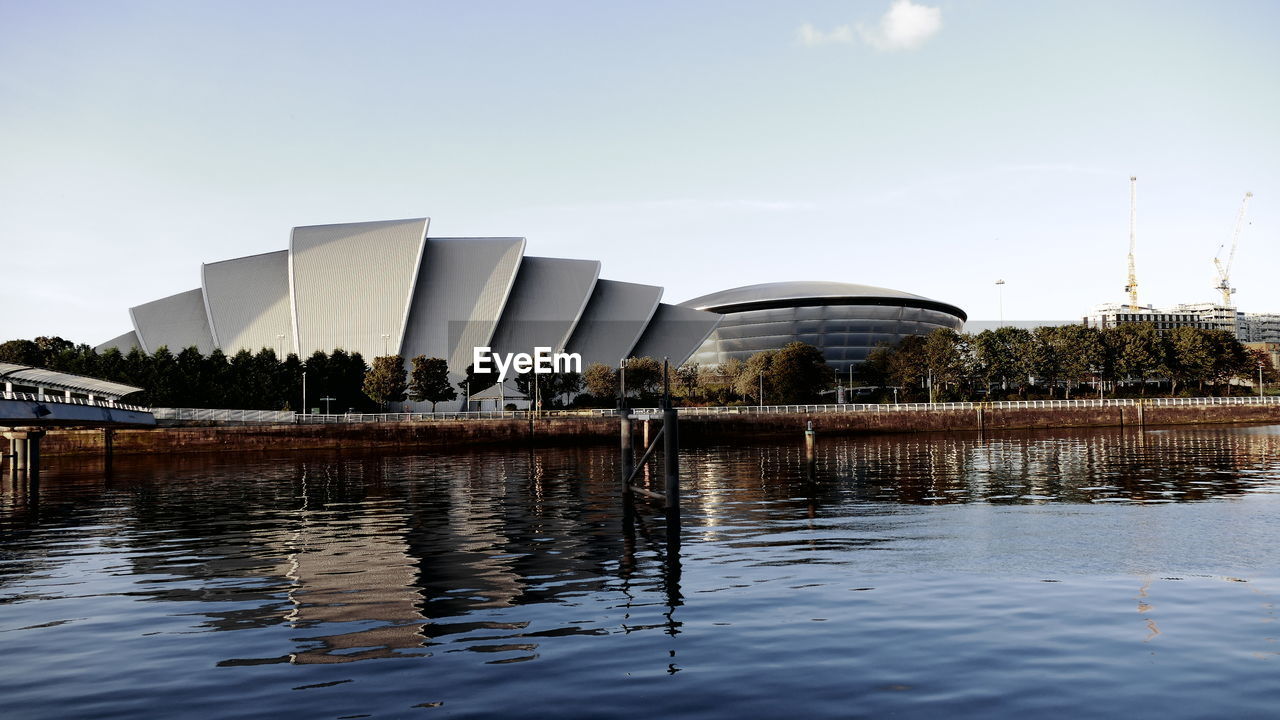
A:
153,408,295,424
150,395,1280,426
1,391,150,413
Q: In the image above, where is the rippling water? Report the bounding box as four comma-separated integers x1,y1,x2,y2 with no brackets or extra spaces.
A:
3,424,1280,719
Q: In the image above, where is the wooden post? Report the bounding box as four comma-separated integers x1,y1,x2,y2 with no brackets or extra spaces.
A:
27,431,42,484
643,418,651,449
620,413,634,494
103,428,114,473
804,420,816,463
663,405,680,550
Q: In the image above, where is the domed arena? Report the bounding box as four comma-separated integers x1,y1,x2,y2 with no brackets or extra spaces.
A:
679,281,967,373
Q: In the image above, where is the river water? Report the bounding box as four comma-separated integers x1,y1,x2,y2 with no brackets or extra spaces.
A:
2,424,1279,719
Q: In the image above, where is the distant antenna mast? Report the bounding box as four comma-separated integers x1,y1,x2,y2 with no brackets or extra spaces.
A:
1124,176,1139,311
1213,191,1253,307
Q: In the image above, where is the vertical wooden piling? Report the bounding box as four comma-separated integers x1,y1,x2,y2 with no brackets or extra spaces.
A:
620,413,634,492
804,420,816,463
663,405,680,550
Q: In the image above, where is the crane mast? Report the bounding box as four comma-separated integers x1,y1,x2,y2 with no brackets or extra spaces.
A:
1213,191,1253,307
1124,176,1139,311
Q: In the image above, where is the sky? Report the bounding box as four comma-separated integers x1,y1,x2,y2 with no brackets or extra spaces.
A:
2,0,1278,345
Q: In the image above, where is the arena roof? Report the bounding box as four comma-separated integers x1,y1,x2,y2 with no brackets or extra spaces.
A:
680,281,967,322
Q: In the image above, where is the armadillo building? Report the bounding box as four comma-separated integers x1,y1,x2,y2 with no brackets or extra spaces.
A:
96,217,723,410
680,281,967,374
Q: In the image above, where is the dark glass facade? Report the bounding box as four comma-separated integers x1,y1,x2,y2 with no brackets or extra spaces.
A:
681,283,966,374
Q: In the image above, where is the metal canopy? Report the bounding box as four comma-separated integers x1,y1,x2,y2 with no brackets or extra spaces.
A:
0,363,144,400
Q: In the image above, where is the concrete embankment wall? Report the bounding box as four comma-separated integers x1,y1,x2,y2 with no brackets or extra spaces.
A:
40,403,1280,457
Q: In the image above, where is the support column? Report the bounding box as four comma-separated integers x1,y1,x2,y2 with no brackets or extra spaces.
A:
642,418,651,449
620,413,633,492
104,428,114,473
12,434,27,472
27,431,42,483
663,405,680,551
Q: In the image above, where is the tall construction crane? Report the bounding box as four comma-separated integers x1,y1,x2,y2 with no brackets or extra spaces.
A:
1124,176,1139,311
1213,191,1253,307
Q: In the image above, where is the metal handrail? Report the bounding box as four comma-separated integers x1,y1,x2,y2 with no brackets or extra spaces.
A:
1,390,149,413
142,395,1280,426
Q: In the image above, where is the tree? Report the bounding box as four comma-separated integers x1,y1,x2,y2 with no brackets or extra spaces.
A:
457,362,500,398
407,356,455,411
583,362,619,400
622,357,663,401
768,342,833,404
1165,326,1214,396
674,363,701,402
1109,323,1165,394
734,350,776,403
364,354,408,409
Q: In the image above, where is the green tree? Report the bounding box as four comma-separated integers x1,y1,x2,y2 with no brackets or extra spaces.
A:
1109,323,1165,394
0,339,42,365
734,350,776,404
972,327,1033,396
583,362,619,400
407,356,455,411
365,354,408,409
1164,326,1214,396
767,342,833,404
622,357,663,401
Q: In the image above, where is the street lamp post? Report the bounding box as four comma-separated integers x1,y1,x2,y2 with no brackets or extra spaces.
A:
1259,361,1265,398
995,279,1006,326
276,334,285,358
381,334,390,357
301,371,307,416
759,371,764,408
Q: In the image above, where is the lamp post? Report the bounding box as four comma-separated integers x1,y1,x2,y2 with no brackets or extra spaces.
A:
301,371,307,416
381,334,390,357
1259,361,1265,398
758,371,764,408
276,334,285,358
995,279,1006,326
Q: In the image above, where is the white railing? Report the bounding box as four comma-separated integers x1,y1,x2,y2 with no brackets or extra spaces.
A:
295,408,622,424
153,408,294,424
146,395,1280,426
1,390,150,413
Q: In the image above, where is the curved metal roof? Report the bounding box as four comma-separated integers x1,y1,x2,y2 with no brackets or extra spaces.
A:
0,363,144,399
679,281,967,321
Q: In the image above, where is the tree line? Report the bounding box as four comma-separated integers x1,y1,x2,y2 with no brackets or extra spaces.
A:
857,324,1276,402
3,324,1272,411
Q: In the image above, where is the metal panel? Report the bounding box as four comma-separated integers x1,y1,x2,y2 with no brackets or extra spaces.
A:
400,237,526,373
0,363,143,398
489,256,600,357
564,279,663,369
628,303,722,368
687,302,965,373
202,250,293,356
94,330,141,354
290,218,429,359
129,288,216,355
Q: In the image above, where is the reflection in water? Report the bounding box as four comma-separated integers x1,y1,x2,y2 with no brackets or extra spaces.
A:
2,425,1280,719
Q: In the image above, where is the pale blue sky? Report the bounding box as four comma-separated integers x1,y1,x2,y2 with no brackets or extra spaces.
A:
2,0,1277,344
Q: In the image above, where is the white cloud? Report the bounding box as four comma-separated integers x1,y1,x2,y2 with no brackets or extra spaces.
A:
857,0,942,52
796,22,855,47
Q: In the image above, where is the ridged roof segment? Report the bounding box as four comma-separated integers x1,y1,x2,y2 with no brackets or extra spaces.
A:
94,330,141,354
681,281,967,321
400,237,526,373
488,256,600,357
289,218,429,360
629,304,723,367
564,279,663,368
203,250,293,356
129,288,217,355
